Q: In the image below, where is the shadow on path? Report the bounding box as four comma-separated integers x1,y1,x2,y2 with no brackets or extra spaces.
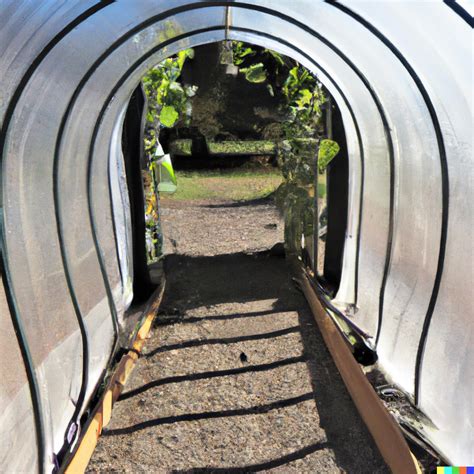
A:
119,355,306,401
160,251,387,472
105,393,314,436
171,441,330,473
144,326,300,357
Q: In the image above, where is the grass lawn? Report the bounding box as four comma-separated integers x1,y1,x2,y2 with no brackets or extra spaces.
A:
161,169,283,202
318,173,326,199
160,168,326,202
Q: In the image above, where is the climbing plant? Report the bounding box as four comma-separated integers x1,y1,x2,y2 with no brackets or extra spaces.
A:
231,41,340,260
142,48,196,159
141,49,195,263
140,42,340,262
232,41,325,139
318,139,340,173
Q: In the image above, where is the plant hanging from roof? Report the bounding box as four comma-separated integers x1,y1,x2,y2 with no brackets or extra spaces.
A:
232,41,326,139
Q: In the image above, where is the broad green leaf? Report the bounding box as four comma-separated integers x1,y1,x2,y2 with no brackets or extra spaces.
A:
177,49,193,69
296,89,312,107
176,52,185,70
242,63,267,83
159,105,179,127
318,139,340,173
289,67,299,80
267,49,285,66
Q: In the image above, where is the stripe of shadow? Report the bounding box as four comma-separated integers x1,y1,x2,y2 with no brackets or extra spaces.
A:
145,326,301,358
154,308,298,326
104,392,314,436
119,355,307,401
171,441,330,473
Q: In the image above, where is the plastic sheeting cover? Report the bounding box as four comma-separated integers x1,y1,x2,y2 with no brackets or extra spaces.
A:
0,0,472,469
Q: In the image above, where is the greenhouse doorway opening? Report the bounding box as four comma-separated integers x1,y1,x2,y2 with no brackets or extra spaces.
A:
120,41,349,315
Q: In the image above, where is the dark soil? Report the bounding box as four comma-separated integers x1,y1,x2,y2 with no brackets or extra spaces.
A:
88,197,387,473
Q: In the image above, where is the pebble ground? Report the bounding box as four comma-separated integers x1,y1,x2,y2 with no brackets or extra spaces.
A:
88,198,387,473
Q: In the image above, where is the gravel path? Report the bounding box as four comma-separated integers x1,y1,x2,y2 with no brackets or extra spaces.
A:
159,198,284,256
88,198,387,473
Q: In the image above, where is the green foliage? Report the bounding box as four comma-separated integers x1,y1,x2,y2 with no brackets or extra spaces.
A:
240,63,267,83
142,48,195,158
277,138,317,186
232,41,325,139
318,139,340,173
232,42,256,65
232,43,291,84
142,49,195,263
282,66,325,138
159,105,179,127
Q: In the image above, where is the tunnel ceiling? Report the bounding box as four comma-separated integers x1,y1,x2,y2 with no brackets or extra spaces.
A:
0,0,472,470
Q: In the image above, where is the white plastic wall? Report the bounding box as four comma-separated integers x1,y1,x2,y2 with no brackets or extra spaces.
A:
0,0,471,469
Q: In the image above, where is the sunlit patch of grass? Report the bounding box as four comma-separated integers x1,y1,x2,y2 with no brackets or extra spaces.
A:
317,174,326,199
161,169,283,202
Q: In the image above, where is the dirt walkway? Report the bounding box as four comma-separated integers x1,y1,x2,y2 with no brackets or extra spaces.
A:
88,198,387,473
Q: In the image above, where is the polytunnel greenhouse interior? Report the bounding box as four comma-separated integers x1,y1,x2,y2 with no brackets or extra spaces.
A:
0,1,472,473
